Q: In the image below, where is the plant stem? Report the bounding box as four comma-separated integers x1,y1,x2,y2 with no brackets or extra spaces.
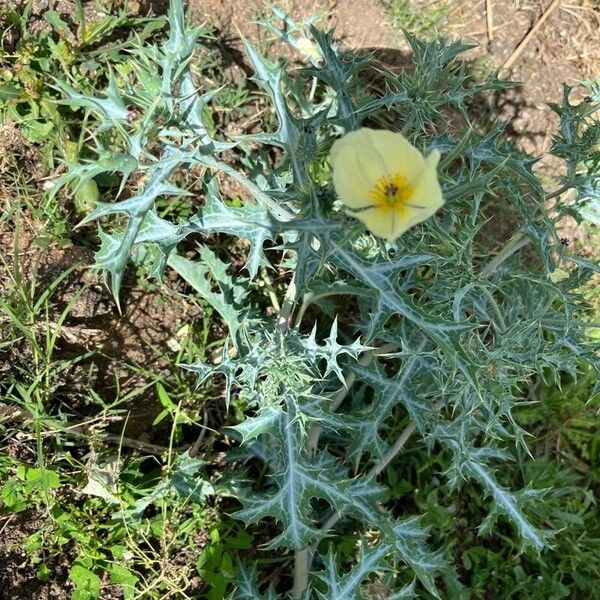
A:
261,266,281,312
277,273,297,333
480,232,530,277
292,550,309,599
274,272,307,597
319,421,418,535
545,184,570,202
368,421,418,479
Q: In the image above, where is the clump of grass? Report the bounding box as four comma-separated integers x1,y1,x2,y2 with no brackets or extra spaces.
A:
0,211,230,598
384,0,450,38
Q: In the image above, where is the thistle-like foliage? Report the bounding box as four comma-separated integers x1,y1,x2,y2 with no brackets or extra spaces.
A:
313,546,417,600
54,0,600,596
228,562,278,600
549,80,600,224
52,0,274,304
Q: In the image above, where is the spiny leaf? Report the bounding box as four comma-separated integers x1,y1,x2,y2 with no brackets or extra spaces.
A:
53,77,129,129
241,38,325,190
52,151,138,198
381,519,446,597
464,460,547,552
435,421,547,552
304,27,369,130
328,243,478,388
297,319,371,383
185,178,277,278
235,410,383,550
314,545,392,600
314,519,442,600
228,561,278,600
348,347,433,460
182,340,264,408
167,248,250,343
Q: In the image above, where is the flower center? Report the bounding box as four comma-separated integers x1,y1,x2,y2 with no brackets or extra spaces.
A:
371,174,414,211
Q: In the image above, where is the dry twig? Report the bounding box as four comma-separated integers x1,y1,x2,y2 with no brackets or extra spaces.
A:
486,0,494,41
502,0,562,70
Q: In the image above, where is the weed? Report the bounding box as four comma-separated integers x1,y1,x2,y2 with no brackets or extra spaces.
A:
384,0,450,39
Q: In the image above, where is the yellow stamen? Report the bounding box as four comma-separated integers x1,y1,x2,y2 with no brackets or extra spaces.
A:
371,174,414,213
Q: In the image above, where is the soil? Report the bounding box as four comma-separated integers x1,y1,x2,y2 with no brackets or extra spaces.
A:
0,0,598,598
447,0,599,154
189,0,400,48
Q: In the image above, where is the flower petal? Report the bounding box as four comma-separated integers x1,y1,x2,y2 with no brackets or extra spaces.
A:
330,129,444,241
331,129,387,185
407,150,443,212
347,206,421,241
330,139,374,209
361,128,425,179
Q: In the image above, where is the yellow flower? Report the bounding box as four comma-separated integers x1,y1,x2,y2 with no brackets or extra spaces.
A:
330,128,444,241
548,268,569,283
295,37,321,61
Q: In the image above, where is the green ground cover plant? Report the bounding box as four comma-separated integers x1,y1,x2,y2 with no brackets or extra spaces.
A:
1,0,599,598
0,214,225,598
383,0,450,38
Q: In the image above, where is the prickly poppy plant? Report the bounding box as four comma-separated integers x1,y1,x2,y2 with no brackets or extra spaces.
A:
53,0,600,597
